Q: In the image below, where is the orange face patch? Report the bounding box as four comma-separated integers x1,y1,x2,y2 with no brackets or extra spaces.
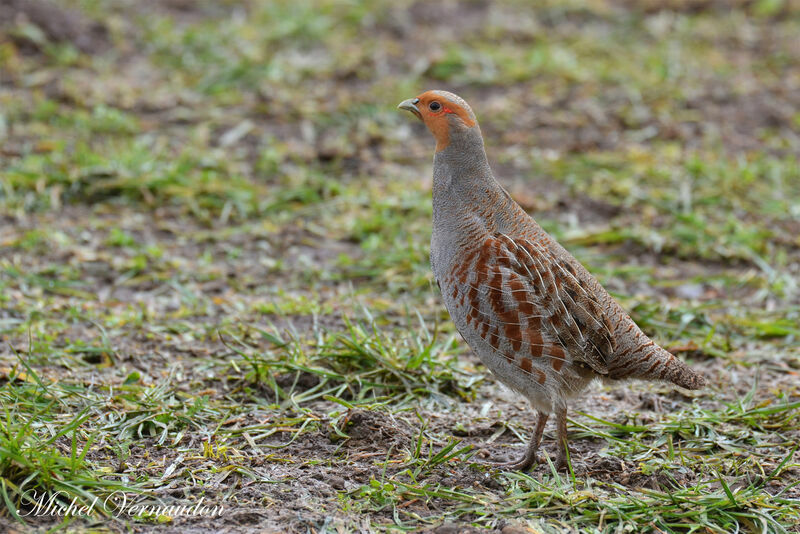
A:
414,91,476,152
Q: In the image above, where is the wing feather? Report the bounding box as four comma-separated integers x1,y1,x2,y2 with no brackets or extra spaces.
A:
451,233,615,375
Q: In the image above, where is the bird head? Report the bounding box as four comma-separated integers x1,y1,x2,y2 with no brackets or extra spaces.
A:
398,90,478,152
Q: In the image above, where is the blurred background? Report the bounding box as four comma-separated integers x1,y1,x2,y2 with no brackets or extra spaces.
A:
2,0,799,321
1,0,800,531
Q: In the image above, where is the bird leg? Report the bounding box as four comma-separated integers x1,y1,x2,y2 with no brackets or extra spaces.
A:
554,405,570,471
487,410,548,471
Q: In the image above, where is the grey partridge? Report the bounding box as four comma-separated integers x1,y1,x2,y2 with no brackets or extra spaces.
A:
398,90,706,470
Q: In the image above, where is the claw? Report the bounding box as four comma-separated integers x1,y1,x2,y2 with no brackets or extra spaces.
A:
483,450,540,471
478,410,551,472
554,454,568,472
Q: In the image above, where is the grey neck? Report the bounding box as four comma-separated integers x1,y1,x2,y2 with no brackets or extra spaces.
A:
434,126,492,190
430,125,510,252
432,126,496,212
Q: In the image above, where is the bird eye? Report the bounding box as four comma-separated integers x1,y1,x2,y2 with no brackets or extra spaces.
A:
429,101,441,112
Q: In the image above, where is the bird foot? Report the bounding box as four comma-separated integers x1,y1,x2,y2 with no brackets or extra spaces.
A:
554,455,568,472
480,449,540,471
481,449,571,472
554,445,572,472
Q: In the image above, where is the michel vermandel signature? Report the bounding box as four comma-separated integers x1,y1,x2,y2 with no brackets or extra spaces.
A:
18,490,224,519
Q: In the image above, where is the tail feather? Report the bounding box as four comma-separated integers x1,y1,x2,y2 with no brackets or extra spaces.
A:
659,349,706,389
608,343,706,390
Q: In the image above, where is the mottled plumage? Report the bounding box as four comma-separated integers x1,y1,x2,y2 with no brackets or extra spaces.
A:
398,90,706,470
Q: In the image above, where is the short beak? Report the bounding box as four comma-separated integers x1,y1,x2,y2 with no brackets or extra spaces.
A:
397,98,421,119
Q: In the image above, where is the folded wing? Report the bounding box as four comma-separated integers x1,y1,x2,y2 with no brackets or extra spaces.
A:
448,233,616,378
